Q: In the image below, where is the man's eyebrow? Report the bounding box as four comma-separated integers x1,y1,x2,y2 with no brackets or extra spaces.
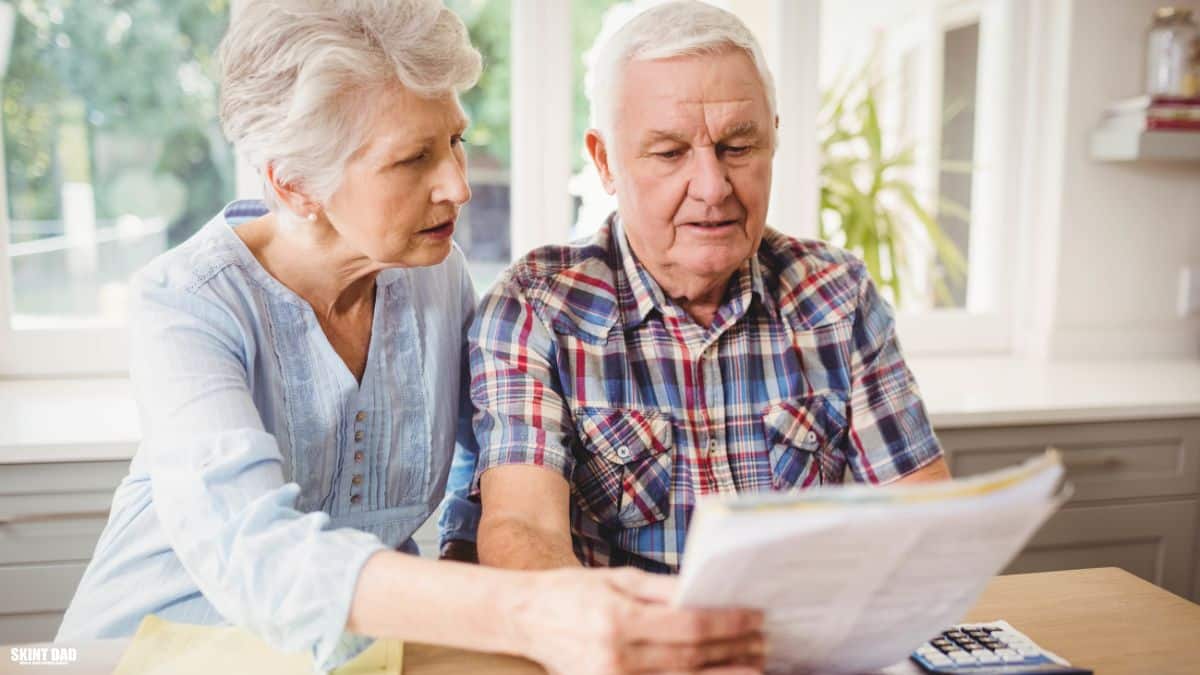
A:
717,120,760,140
642,129,691,145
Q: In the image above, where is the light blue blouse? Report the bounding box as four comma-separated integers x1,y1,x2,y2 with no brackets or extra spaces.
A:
56,200,477,671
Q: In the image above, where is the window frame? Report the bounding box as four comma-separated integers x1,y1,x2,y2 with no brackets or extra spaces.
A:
0,0,1062,376
877,0,1042,356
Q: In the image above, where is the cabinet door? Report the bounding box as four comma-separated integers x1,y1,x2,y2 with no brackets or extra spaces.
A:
939,418,1200,503
1004,499,1198,600
938,418,1200,602
0,460,127,644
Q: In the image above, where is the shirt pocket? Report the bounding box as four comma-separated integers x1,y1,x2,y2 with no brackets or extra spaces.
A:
572,407,673,530
761,394,848,490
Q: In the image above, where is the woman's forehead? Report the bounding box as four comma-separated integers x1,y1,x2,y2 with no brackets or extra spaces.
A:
356,91,468,156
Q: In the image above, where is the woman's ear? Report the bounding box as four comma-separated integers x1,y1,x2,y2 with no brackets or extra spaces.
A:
585,129,617,196
264,163,320,218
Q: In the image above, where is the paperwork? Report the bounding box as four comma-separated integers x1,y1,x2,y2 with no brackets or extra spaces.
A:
112,616,403,675
676,451,1069,674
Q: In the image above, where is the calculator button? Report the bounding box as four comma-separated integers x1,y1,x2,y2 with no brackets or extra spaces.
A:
917,646,939,657
950,652,976,664
1015,645,1041,656
926,654,952,666
976,652,1001,664
995,649,1024,662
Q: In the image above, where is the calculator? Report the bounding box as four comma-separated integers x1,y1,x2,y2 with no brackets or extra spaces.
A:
910,621,1092,674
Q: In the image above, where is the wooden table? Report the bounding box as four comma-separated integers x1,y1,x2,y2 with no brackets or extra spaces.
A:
962,567,1200,674
4,568,1197,674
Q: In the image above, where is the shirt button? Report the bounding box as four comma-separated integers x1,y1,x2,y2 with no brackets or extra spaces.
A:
352,474,363,485
354,451,364,463
350,494,361,505
355,411,366,422
615,446,632,460
805,431,818,444
354,430,364,442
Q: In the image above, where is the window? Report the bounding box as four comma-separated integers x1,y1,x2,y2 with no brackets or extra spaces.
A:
446,0,512,294
450,0,621,294
0,0,1040,376
819,0,1026,354
0,1,236,374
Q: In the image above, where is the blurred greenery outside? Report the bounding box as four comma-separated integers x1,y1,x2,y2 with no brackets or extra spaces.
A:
4,0,235,245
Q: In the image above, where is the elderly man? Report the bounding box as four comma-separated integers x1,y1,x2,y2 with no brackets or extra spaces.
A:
438,0,950,572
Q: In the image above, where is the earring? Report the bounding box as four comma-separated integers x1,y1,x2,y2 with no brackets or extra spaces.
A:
306,212,317,222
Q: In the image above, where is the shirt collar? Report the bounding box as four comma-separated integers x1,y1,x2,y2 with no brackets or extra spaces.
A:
614,216,668,330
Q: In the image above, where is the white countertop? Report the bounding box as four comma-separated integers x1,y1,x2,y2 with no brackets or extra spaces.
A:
910,358,1200,429
1,358,1199,464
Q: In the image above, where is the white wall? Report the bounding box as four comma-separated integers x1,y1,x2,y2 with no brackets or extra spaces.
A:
1041,0,1200,359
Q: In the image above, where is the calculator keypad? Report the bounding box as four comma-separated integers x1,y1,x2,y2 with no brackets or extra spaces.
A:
913,623,1055,670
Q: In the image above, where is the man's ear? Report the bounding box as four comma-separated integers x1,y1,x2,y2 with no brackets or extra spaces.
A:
585,129,617,195
264,163,320,218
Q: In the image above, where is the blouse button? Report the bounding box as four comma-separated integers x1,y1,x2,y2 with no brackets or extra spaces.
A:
354,451,364,463
355,411,366,422
352,474,363,485
615,445,632,460
350,494,362,505
354,430,364,442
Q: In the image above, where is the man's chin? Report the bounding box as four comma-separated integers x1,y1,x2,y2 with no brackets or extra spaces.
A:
676,250,751,281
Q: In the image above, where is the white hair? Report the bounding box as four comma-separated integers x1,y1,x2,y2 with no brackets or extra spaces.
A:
218,0,481,219
586,0,776,144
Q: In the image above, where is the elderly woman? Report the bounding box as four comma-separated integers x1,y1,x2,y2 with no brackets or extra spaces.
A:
55,2,764,673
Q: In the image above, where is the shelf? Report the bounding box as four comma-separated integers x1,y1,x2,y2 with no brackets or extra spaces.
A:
1090,128,1200,162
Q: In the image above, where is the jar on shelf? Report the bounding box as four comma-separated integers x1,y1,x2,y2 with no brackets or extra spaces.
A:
1145,7,1200,98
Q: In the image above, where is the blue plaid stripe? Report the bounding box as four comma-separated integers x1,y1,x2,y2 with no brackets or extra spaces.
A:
470,215,942,572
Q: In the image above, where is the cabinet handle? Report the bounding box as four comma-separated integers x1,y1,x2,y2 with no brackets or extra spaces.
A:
0,510,109,525
1048,447,1125,473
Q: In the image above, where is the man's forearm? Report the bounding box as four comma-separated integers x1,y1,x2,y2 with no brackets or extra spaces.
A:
477,515,580,570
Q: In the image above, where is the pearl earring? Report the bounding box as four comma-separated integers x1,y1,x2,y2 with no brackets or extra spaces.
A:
306,212,317,222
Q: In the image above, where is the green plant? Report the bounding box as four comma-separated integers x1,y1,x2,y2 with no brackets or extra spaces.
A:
818,62,968,308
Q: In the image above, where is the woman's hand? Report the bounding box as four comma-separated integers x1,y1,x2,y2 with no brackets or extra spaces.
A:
508,567,766,675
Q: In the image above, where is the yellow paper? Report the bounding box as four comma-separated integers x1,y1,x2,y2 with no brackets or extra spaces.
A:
112,615,403,675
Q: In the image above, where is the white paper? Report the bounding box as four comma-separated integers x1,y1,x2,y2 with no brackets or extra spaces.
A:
675,452,1068,674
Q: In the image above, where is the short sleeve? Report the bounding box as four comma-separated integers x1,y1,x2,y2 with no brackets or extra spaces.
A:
468,278,576,493
842,261,944,483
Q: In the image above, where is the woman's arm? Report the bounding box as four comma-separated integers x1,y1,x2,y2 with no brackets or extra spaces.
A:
129,277,387,670
348,551,768,675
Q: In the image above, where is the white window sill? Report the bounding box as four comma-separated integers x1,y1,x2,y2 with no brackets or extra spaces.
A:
0,378,139,464
3,358,1200,464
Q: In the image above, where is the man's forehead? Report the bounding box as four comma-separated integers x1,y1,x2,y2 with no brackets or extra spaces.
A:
617,51,770,135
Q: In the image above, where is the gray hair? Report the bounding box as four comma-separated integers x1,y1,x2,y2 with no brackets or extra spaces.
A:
219,0,482,218
587,0,776,145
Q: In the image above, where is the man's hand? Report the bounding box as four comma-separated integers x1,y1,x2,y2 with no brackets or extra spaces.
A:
509,567,766,675
439,539,479,564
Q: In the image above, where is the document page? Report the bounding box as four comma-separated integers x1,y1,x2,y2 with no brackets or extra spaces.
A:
675,452,1068,674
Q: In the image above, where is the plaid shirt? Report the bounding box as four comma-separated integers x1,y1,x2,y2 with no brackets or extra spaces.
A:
469,217,942,572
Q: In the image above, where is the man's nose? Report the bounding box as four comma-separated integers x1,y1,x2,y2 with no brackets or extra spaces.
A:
686,148,733,206
432,155,472,206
